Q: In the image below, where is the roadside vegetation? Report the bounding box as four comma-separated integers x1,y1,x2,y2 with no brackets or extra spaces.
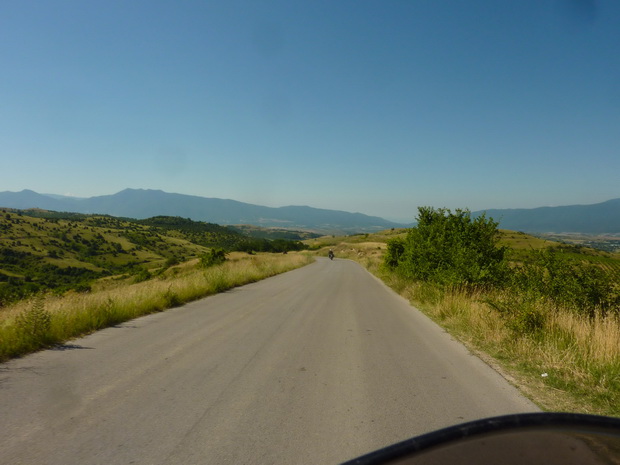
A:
4,205,619,416
0,208,313,361
0,251,312,361
0,209,307,306
309,211,620,417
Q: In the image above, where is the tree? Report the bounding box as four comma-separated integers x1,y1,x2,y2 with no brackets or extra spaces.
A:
386,207,508,286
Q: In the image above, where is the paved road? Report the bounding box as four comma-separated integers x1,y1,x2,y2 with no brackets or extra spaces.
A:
0,258,538,464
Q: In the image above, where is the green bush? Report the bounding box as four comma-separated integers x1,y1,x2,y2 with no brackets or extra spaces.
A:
387,207,508,287
512,249,620,317
384,237,405,269
133,269,152,283
485,295,546,336
200,248,227,268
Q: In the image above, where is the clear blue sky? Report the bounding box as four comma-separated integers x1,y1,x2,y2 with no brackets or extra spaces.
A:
1,0,618,222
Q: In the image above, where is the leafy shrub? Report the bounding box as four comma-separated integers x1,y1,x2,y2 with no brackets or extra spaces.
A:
384,237,405,269
485,296,546,336
387,207,508,287
200,248,227,268
133,269,152,283
512,249,619,317
74,284,92,293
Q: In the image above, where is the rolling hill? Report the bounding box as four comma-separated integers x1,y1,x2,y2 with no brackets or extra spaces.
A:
0,189,403,234
1,189,619,234
474,198,620,233
0,211,307,305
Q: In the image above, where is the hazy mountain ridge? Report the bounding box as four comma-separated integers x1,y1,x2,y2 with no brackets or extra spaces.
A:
475,198,620,233
1,189,618,233
0,189,402,234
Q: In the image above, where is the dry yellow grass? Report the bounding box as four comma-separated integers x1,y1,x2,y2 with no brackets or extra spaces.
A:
0,252,313,361
317,234,620,417
396,284,620,416
550,311,620,364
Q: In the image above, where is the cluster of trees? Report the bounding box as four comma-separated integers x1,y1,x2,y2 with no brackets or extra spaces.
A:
0,247,103,305
385,208,620,330
138,216,308,253
235,238,306,254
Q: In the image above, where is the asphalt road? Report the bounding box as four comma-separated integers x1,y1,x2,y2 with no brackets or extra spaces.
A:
0,258,538,464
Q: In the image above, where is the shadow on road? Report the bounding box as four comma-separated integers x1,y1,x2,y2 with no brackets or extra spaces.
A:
51,344,94,351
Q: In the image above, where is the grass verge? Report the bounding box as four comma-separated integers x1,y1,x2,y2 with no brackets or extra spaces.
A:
316,239,620,417
397,279,620,416
0,252,313,362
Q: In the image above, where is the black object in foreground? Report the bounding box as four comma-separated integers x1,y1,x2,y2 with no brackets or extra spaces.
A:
341,412,620,465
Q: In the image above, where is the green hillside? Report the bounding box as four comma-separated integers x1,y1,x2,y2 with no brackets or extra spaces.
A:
498,230,620,283
0,209,306,305
230,224,322,241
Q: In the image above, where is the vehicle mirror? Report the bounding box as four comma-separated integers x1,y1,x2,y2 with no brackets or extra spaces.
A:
342,413,620,465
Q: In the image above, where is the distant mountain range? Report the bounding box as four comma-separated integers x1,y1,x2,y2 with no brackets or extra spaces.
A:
0,189,403,234
473,198,620,234
1,189,618,234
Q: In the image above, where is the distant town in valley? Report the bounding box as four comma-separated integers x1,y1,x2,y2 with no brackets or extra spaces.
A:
536,233,620,254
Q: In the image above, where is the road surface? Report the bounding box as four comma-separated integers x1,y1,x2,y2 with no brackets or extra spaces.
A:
0,258,538,464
